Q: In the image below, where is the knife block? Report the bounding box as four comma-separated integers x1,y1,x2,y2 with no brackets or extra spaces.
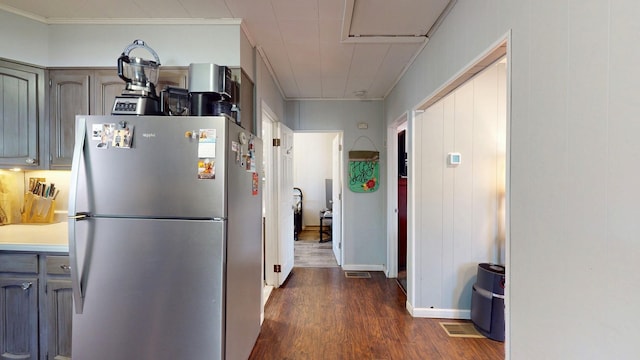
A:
21,192,55,224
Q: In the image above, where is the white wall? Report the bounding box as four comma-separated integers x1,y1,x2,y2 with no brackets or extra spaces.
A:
413,62,506,315
0,10,48,65
385,1,640,359
256,51,286,126
46,24,240,67
0,10,288,176
0,10,241,68
286,100,385,269
292,132,336,226
240,25,255,81
0,11,287,132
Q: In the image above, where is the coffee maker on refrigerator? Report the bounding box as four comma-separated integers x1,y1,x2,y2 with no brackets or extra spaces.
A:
188,63,234,118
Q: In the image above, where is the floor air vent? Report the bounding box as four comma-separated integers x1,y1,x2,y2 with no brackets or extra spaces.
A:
344,271,371,278
439,322,486,338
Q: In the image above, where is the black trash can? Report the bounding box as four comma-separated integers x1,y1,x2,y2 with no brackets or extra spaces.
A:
293,188,303,241
470,263,505,342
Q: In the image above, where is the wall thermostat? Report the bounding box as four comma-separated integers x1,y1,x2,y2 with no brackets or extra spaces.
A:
448,152,462,166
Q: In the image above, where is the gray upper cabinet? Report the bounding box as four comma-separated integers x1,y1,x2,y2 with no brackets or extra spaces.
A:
94,68,188,115
93,70,125,116
48,71,90,169
239,70,254,135
49,68,188,168
156,68,188,93
0,60,45,169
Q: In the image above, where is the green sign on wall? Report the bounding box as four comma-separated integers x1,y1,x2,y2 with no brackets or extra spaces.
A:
348,150,379,193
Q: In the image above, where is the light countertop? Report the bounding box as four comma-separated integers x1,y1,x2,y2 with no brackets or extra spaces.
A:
0,221,69,253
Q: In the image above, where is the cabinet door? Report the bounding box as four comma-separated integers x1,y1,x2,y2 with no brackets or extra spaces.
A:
0,277,39,360
49,71,90,169
94,68,188,115
93,70,125,116
240,70,254,134
157,68,188,91
0,62,42,168
45,279,72,360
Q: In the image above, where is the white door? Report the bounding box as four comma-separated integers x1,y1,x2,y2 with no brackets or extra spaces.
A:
261,111,277,289
332,134,343,265
275,122,295,285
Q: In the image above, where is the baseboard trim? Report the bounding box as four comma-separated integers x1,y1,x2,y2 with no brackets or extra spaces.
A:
263,285,273,304
261,285,274,325
341,264,385,271
406,301,471,319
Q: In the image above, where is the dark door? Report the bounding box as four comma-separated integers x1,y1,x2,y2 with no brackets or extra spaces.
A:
398,177,407,270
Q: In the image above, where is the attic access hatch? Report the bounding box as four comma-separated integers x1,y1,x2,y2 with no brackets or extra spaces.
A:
341,0,456,43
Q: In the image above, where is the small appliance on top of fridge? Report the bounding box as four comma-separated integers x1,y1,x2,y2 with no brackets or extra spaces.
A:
112,39,162,115
68,114,263,359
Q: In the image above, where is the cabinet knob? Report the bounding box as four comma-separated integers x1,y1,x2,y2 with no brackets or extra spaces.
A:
25,158,36,164
60,264,72,272
21,282,33,291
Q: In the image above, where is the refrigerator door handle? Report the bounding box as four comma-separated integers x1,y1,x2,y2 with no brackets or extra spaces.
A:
69,117,87,314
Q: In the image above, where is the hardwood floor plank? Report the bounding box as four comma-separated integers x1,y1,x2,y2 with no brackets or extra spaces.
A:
249,267,504,360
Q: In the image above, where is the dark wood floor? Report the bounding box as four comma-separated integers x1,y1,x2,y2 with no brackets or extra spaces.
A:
249,267,504,360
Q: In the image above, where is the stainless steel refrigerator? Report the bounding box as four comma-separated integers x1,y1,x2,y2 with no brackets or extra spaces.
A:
68,115,262,360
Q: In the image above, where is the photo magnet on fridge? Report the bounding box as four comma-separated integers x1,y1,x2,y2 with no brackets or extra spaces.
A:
112,127,133,148
197,159,215,179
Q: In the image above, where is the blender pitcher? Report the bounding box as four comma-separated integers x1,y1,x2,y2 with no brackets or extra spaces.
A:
117,39,161,97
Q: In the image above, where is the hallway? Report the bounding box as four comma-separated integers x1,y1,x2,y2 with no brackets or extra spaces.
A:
249,267,504,359
294,227,338,268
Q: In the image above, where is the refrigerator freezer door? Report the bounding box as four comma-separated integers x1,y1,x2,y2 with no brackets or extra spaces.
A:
71,217,225,360
73,115,231,219
224,124,263,360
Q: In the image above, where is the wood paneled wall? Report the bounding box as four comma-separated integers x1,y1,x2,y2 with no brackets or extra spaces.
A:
412,62,506,315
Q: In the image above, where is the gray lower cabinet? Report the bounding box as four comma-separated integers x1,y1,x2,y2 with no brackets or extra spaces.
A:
0,253,39,360
43,256,72,360
0,252,72,360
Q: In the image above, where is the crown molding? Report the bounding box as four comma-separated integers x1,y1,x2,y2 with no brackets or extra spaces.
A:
0,6,242,26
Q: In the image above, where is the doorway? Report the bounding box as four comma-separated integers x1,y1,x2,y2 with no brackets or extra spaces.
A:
387,39,509,333
261,106,276,301
386,111,408,282
261,104,295,295
397,125,408,292
292,132,343,267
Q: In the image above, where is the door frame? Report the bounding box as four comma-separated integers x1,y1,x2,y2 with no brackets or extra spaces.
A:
331,132,344,266
261,102,279,291
291,130,344,267
262,101,295,291
275,121,295,285
386,112,409,278
387,30,512,358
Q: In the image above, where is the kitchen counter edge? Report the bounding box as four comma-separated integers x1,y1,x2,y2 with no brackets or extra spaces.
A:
0,222,69,253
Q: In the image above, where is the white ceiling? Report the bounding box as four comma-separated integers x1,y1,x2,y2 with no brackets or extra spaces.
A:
0,0,454,100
